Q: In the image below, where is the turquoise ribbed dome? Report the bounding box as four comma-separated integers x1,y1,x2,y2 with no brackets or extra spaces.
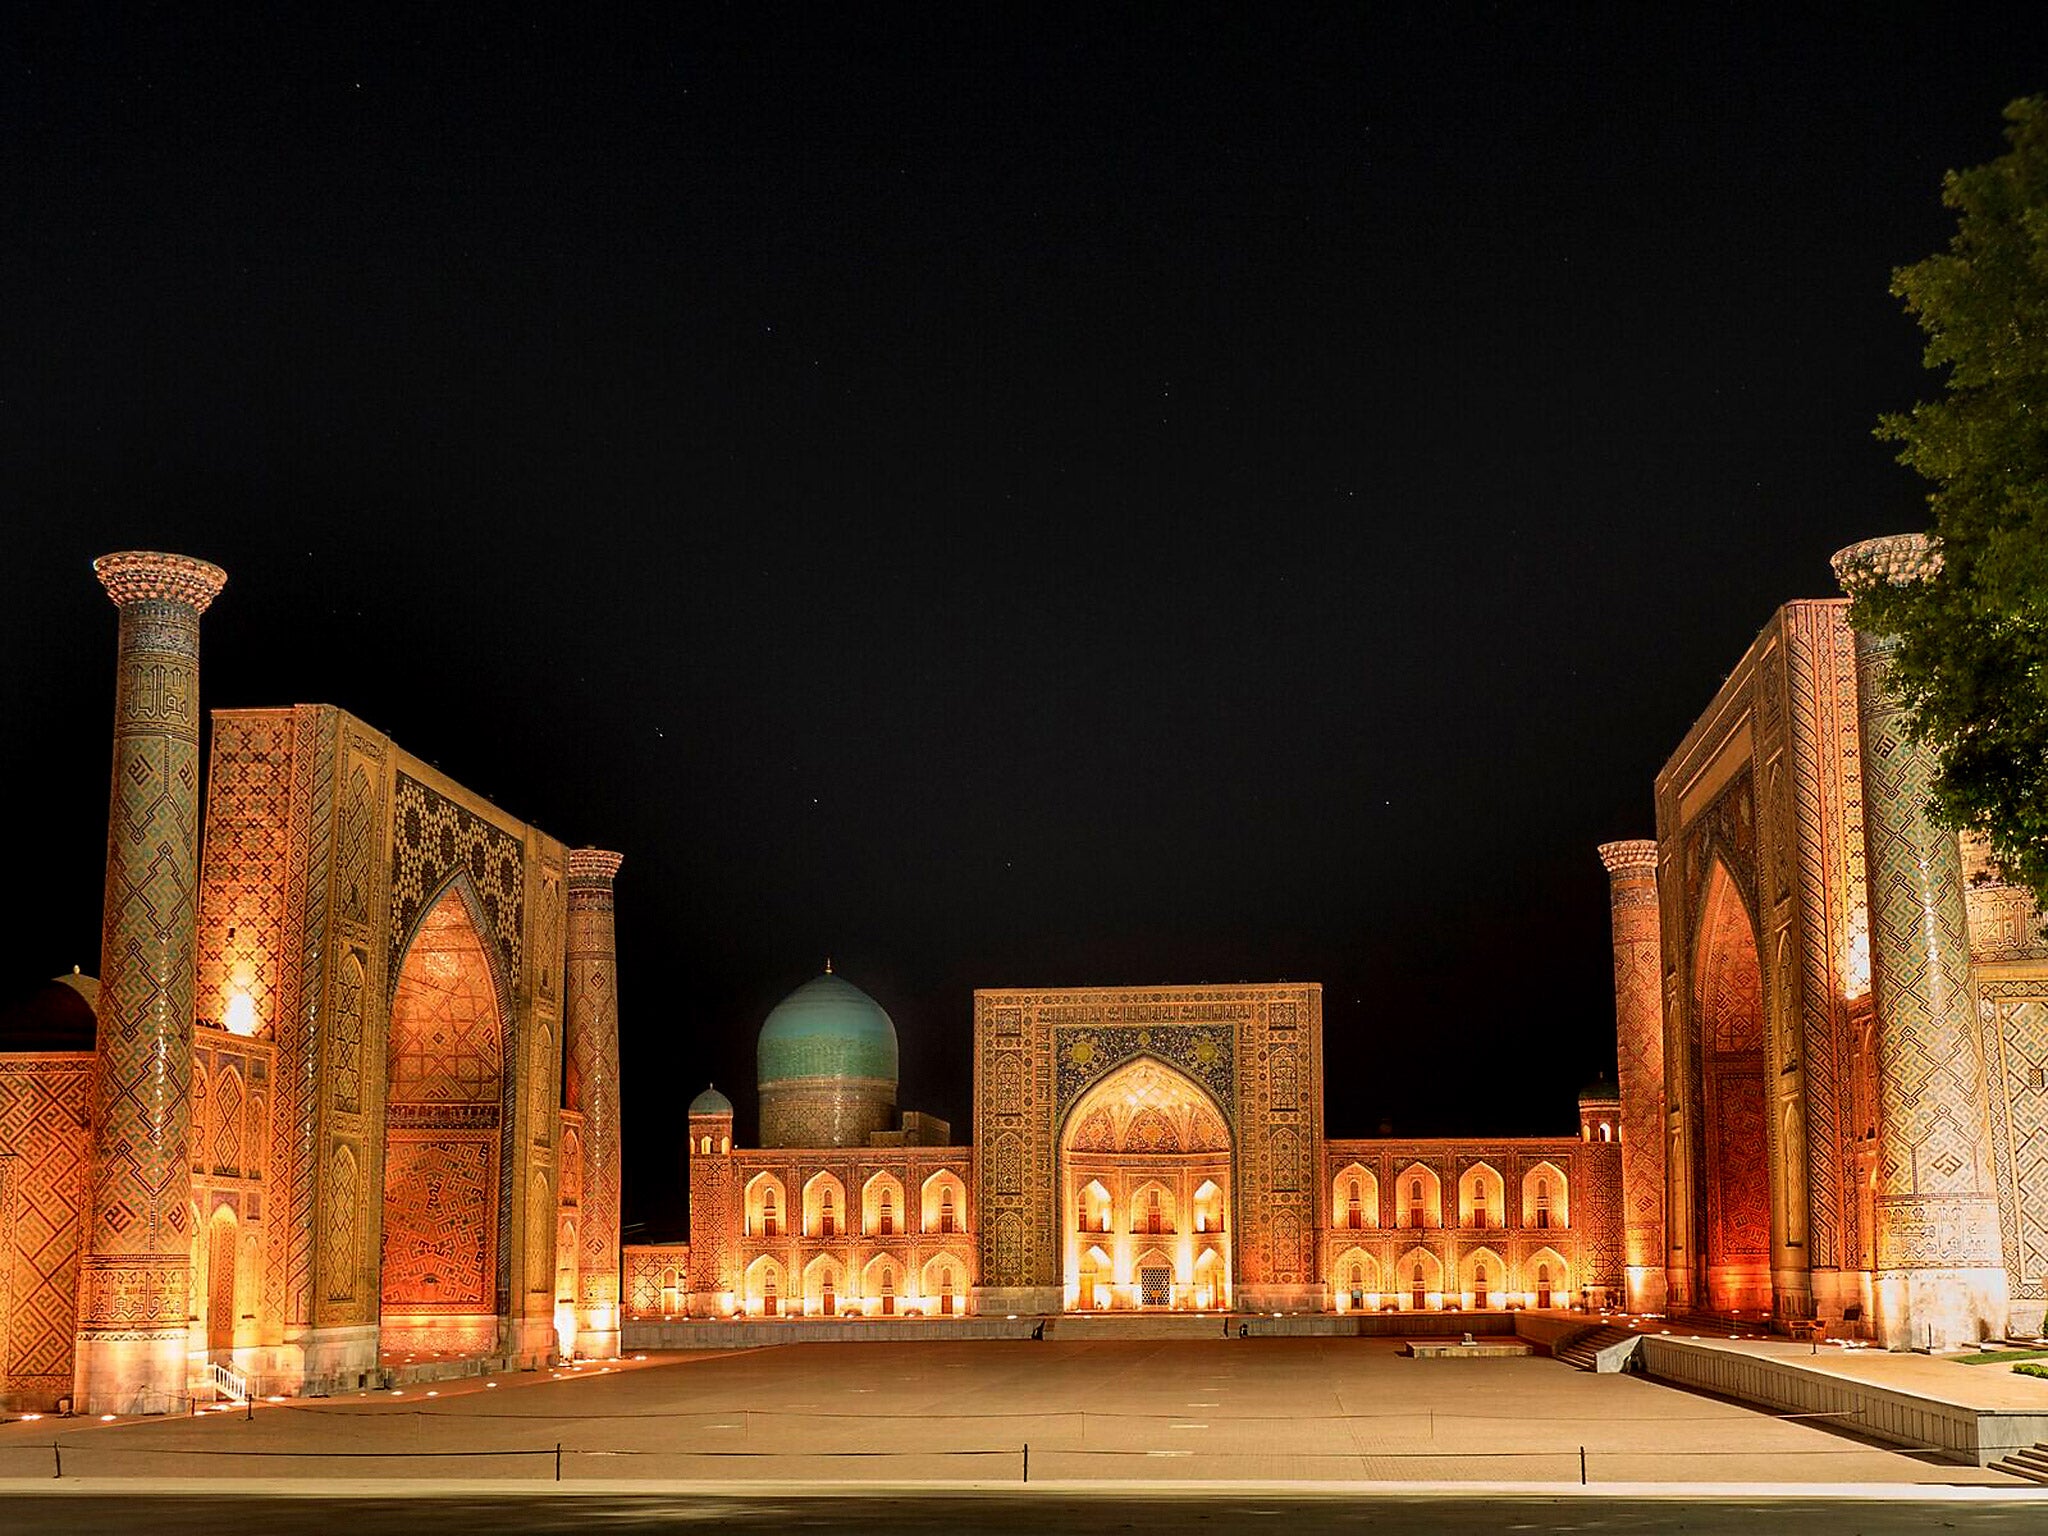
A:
757,971,900,1087
689,1084,734,1116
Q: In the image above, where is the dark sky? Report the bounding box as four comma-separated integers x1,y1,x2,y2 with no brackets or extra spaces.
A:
6,8,2043,1239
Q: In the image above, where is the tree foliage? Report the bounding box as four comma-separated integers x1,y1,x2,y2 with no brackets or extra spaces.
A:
1853,96,2048,910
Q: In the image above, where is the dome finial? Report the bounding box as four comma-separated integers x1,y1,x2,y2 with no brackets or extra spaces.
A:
824,955,833,974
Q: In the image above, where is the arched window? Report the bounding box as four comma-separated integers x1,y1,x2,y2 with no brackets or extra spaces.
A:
1146,1188,1163,1235
720,1136,730,1153
1411,1263,1427,1310
821,1276,836,1315
940,1189,956,1235
762,1189,780,1238
1536,1262,1553,1308
880,1268,896,1316
1347,1179,1362,1230
939,1266,955,1316
1408,1179,1424,1228
1473,1186,1489,1229
821,1189,837,1238
1536,1178,1551,1229
764,1273,779,1317
880,1190,895,1235
1474,1264,1489,1305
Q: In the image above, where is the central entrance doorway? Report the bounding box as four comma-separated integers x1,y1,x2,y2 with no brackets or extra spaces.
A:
1059,1056,1232,1311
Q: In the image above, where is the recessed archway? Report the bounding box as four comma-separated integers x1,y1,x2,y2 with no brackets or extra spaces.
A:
1058,1056,1232,1311
1694,860,1772,1313
380,879,509,1359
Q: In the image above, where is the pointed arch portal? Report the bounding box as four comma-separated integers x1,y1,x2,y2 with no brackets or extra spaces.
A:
1694,859,1773,1313
379,880,509,1356
1059,1056,1232,1311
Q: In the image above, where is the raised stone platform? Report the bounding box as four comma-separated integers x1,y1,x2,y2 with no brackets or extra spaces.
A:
1636,1333,2048,1468
1402,1339,1535,1359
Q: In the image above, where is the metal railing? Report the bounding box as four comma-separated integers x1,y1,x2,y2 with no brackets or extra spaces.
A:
206,1360,250,1404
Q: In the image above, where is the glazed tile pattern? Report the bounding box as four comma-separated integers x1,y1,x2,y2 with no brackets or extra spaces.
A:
564,850,623,1346
78,554,225,1405
0,1056,92,1405
1598,841,1666,1308
1840,564,2003,1280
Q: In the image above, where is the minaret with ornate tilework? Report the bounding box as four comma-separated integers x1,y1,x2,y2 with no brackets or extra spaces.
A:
1832,534,2007,1349
564,848,625,1358
77,551,226,1413
1598,839,1667,1315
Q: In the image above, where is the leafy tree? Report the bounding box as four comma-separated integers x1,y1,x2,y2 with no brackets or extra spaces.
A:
1852,96,2048,911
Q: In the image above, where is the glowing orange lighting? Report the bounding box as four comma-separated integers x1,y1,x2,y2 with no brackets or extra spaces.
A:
223,991,259,1036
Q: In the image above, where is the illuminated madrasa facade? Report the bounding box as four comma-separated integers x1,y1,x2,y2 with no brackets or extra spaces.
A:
0,553,627,1414
1601,534,2048,1352
633,977,1627,1324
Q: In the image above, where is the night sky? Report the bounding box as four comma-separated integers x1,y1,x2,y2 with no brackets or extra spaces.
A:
7,10,2044,1239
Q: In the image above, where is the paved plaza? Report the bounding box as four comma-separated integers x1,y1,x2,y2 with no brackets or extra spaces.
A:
0,1338,2034,1488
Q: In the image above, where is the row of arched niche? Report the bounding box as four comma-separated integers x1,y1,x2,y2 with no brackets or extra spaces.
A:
1329,1161,1571,1231
1329,1245,1578,1312
739,1251,966,1317
742,1169,968,1239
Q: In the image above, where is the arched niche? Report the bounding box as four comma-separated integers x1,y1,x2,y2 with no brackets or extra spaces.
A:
379,878,510,1356
1057,1056,1233,1312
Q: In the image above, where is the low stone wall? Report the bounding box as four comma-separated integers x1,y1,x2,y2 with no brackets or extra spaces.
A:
626,1309,1525,1350
625,1316,1041,1349
1511,1313,1585,1355
1638,1335,2048,1467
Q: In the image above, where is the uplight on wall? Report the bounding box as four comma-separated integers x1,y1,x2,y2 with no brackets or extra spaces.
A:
223,990,259,1037
1841,925,1872,1001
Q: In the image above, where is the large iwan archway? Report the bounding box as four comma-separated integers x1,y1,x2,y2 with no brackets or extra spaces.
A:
1694,860,1772,1313
1059,1057,1231,1310
380,880,509,1358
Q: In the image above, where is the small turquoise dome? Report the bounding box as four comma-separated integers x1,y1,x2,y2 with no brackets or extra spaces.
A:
689,1084,734,1116
757,969,900,1087
1578,1072,1620,1103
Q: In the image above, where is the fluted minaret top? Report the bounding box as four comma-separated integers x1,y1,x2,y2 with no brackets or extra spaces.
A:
1831,533,1940,595
93,551,227,611
567,848,624,886
1597,839,1658,878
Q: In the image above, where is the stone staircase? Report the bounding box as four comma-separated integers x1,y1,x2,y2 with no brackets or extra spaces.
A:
1554,1324,1638,1371
1989,1443,2048,1486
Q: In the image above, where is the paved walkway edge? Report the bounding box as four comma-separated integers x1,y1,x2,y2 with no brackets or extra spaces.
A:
2,1477,2043,1500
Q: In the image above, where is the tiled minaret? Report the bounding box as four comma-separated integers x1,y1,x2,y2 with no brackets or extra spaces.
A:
1832,534,2007,1349
563,848,624,1358
1598,839,1667,1315
78,551,227,1412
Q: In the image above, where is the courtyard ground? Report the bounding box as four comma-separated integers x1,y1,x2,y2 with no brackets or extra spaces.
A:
0,1337,2034,1487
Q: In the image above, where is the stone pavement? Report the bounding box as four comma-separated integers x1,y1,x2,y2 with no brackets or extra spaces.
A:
0,1338,2032,1486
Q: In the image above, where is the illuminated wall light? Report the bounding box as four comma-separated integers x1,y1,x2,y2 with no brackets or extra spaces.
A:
1841,926,1872,1001
223,990,259,1037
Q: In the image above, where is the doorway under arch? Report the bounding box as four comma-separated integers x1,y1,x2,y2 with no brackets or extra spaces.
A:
1059,1056,1231,1311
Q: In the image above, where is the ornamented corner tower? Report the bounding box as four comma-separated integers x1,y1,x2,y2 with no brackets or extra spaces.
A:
1832,534,2008,1349
563,848,624,1359
78,550,227,1413
685,1086,735,1316
1597,839,1668,1315
1576,1074,1628,1306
